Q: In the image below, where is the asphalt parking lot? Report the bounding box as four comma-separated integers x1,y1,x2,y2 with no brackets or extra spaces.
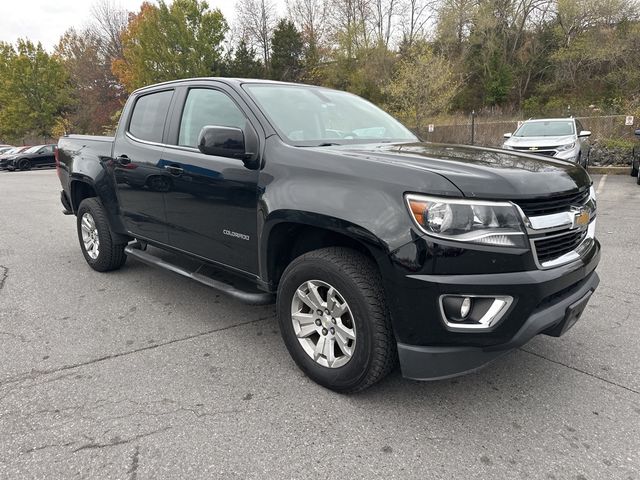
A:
0,168,638,479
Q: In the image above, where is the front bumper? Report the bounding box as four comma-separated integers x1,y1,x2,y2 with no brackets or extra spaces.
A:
385,238,600,380
398,270,599,380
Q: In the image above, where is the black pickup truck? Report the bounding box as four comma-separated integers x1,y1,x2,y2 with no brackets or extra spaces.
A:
56,78,600,392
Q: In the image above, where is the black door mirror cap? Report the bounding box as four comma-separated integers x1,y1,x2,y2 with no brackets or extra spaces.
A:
198,125,248,159
635,129,640,137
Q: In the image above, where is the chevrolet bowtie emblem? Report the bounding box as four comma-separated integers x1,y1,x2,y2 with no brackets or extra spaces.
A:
571,207,590,229
529,147,538,151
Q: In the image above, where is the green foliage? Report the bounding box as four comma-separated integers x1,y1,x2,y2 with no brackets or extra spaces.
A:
598,138,635,150
270,19,303,81
384,43,459,130
113,0,228,92
226,40,263,78
0,40,72,142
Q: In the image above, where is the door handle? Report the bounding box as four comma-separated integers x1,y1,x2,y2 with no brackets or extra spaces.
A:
164,165,184,175
115,155,131,165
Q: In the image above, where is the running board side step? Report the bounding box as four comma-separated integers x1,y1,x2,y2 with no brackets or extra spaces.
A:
124,246,275,306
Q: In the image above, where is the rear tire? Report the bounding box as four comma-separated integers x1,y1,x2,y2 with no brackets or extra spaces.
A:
632,148,638,177
636,167,640,185
277,247,397,393
76,197,127,272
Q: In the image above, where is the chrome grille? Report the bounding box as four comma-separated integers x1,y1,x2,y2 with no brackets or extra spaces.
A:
532,228,589,265
512,146,559,151
515,189,590,217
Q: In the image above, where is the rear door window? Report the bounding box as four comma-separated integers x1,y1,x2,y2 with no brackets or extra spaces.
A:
128,90,174,143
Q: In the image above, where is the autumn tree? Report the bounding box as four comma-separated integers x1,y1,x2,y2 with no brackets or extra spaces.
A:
0,40,72,142
56,28,125,135
113,0,228,92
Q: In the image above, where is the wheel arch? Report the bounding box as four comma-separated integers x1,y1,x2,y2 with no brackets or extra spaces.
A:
260,211,389,291
70,179,98,212
70,177,131,243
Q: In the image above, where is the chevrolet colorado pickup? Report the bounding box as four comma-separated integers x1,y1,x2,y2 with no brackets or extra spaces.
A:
57,78,600,392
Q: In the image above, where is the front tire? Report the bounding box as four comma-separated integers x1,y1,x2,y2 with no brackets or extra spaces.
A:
76,198,127,272
18,159,31,171
277,247,397,393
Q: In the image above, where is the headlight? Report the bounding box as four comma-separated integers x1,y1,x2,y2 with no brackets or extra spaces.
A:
557,142,576,152
502,144,514,150
406,194,527,248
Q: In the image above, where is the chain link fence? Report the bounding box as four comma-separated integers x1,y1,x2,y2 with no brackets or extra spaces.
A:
416,115,637,147
414,114,638,165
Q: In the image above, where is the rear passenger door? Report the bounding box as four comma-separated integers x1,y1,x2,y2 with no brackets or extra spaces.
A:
161,85,261,274
112,88,174,244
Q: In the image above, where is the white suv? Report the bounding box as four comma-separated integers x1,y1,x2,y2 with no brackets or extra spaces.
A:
502,118,591,168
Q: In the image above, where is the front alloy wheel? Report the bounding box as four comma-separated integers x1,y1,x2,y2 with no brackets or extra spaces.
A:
277,247,397,393
291,280,356,368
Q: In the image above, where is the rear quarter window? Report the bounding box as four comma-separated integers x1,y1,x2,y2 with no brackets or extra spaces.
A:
128,90,174,143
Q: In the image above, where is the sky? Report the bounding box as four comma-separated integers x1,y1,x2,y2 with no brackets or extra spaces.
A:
2,0,287,51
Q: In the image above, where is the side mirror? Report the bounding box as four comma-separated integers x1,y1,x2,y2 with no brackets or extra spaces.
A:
635,129,640,136
198,126,247,159
503,133,512,139
578,130,591,137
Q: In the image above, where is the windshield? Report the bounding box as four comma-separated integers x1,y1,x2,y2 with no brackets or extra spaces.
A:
514,120,575,137
24,145,42,153
243,84,417,146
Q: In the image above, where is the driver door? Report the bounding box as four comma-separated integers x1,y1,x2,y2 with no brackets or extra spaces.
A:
161,86,261,274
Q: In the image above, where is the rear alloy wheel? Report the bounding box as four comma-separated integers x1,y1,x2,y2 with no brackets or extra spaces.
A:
76,197,127,272
277,247,397,393
80,213,101,260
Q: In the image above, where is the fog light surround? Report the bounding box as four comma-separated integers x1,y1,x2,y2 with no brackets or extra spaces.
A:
439,295,514,332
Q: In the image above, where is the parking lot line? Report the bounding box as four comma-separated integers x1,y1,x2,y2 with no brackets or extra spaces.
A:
596,174,608,195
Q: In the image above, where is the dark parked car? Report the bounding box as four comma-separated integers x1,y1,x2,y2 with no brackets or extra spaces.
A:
56,78,600,392
0,146,30,169
3,144,56,171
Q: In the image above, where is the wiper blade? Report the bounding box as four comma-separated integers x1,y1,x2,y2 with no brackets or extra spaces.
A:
316,142,341,147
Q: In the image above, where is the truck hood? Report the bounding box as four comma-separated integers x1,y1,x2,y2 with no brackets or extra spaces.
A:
320,142,590,199
504,135,575,148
